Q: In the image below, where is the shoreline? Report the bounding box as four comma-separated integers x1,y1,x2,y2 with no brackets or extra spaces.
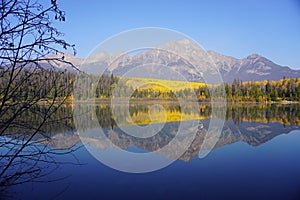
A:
58,98,299,105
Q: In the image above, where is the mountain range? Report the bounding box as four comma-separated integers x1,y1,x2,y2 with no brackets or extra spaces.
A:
36,119,299,162
54,39,300,83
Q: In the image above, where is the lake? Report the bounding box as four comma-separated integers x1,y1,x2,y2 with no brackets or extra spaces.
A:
2,102,300,199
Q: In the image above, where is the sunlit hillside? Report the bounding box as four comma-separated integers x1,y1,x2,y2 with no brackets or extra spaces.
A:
123,77,207,92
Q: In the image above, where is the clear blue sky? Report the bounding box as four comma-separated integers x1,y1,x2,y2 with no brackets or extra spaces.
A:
56,0,300,69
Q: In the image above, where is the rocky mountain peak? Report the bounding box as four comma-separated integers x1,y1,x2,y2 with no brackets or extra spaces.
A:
246,54,262,60
45,39,300,82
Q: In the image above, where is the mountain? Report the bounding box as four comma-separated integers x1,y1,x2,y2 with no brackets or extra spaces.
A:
32,119,299,162
38,52,82,71
208,51,300,82
55,40,300,83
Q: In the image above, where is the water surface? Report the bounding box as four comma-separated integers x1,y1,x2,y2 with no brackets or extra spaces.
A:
3,103,300,199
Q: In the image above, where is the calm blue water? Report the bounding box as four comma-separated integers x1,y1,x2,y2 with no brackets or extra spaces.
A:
10,130,300,200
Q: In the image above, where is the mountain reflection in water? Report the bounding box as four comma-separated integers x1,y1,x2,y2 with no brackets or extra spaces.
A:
8,102,297,162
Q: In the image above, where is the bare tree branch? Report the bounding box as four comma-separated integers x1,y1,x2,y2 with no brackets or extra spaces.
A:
0,0,80,192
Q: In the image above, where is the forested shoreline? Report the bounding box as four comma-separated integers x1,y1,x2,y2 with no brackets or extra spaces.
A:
1,69,299,103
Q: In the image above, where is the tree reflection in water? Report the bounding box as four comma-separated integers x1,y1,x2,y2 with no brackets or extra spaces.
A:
1,102,299,196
